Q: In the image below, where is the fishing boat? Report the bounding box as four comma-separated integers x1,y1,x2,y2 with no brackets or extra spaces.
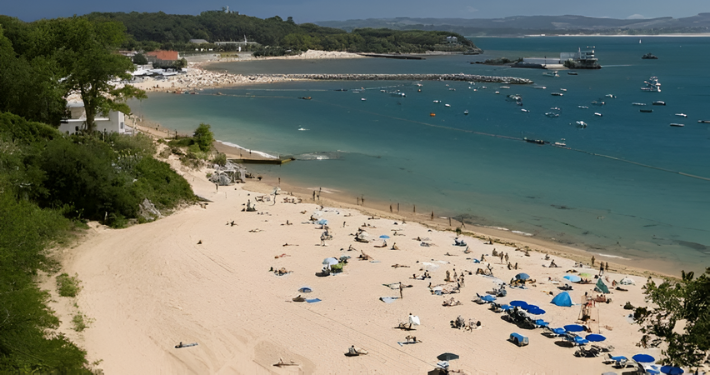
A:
524,137,545,144
670,123,684,127
652,101,666,106
551,92,564,96
641,76,662,92
675,113,687,118
543,71,560,77
576,121,588,128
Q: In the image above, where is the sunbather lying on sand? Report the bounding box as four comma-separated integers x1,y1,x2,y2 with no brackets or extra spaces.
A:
274,253,291,258
358,250,372,261
271,267,291,276
273,358,298,367
391,264,410,268
282,243,298,247
442,297,462,307
404,335,422,343
249,228,262,233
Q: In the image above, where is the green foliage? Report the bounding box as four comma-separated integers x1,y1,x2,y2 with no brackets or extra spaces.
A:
212,152,227,167
635,268,710,368
132,157,195,209
72,313,92,332
193,123,214,152
56,273,81,297
132,53,148,65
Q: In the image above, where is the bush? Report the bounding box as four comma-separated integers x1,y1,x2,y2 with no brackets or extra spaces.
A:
192,123,214,152
132,53,148,65
56,273,81,297
72,313,92,332
212,152,227,166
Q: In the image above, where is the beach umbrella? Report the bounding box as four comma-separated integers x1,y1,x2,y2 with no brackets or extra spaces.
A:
515,273,531,280
527,307,546,315
564,324,585,332
552,328,566,335
585,334,606,342
660,366,684,374
632,354,656,363
379,235,390,239
437,352,459,361
510,300,528,308
322,257,339,266
317,219,328,225
523,304,539,311
480,295,496,302
298,286,312,293
564,274,581,283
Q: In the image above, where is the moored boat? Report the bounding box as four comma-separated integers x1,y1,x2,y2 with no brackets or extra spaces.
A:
652,101,666,106
670,123,684,127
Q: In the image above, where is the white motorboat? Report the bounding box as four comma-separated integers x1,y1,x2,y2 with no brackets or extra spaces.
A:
576,121,588,128
433,100,441,103
533,85,547,89
361,98,367,101
521,109,530,113
545,112,560,118
675,113,687,118
551,92,564,96
560,88,567,92
495,91,500,94
594,112,603,117
445,104,451,107
464,110,469,115
554,139,567,147
632,102,647,106
543,70,560,77
500,86,510,89
298,128,309,131
578,106,589,109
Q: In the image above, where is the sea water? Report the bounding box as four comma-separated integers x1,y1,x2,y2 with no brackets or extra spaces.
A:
132,37,710,274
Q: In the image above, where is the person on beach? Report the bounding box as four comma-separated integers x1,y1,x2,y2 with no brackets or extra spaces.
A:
505,253,509,263
599,263,605,276
391,243,399,250
313,191,316,200
399,282,404,299
591,256,596,266
480,254,486,262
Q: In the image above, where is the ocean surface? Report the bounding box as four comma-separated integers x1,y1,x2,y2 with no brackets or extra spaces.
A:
131,36,710,274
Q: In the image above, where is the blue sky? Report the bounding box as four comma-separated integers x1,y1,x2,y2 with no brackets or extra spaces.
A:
2,0,707,23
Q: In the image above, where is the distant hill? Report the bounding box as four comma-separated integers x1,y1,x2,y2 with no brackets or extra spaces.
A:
316,13,710,36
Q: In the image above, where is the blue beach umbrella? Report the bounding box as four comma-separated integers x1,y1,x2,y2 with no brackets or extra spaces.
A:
564,274,581,283
585,334,606,342
515,273,531,280
528,307,546,315
298,286,312,293
564,324,585,332
480,295,496,302
379,235,390,239
660,366,684,375
317,219,328,225
510,300,528,308
523,304,539,311
552,328,566,335
632,354,656,363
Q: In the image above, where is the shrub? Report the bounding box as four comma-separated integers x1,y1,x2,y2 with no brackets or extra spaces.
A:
72,313,92,332
56,273,81,297
212,152,227,166
192,123,214,152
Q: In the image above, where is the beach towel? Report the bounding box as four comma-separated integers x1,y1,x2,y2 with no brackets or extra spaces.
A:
306,298,322,303
379,296,400,303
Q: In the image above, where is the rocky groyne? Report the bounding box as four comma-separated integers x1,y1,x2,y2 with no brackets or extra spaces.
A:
256,73,533,84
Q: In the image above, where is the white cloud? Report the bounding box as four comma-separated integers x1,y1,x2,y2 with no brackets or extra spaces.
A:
466,6,478,13
627,14,646,19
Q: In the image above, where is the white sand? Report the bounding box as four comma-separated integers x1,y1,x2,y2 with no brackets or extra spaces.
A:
55,150,670,374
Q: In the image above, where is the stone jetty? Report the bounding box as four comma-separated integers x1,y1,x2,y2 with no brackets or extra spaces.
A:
256,73,533,84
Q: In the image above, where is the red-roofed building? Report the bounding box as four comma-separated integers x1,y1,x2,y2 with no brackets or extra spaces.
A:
145,50,179,61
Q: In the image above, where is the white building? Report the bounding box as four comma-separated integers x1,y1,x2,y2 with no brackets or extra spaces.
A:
58,102,132,135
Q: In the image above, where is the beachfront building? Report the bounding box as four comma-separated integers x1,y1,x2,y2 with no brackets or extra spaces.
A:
58,102,132,135
145,50,180,68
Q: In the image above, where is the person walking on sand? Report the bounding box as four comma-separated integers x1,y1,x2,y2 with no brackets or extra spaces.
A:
591,255,595,267
599,263,605,276
313,191,316,201
399,282,404,299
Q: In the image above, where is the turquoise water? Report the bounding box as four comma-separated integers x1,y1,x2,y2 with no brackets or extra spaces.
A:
132,37,710,274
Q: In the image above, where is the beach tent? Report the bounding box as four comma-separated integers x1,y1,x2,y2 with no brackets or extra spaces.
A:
595,278,610,294
551,291,573,307
620,277,636,285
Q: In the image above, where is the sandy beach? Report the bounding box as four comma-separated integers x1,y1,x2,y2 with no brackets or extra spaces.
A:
48,133,681,374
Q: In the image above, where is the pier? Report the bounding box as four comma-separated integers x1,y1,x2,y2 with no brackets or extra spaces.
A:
256,73,533,84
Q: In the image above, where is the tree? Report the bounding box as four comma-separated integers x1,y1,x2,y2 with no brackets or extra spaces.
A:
132,53,148,65
635,268,710,368
33,17,146,133
193,123,214,152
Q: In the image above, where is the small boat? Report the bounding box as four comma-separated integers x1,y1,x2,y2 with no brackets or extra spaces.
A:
500,86,510,89
545,112,560,118
445,104,451,107
416,83,423,87
361,98,367,101
632,103,647,106
380,89,386,92
652,101,666,106
642,53,658,60
550,107,561,111
495,91,500,94
334,88,348,91
464,110,469,115
430,113,436,117
568,72,578,75
448,88,456,91
670,123,684,127
433,100,441,103
576,121,588,128
533,86,547,90
605,94,616,99
297,127,309,131
640,109,653,113
521,109,530,113
675,113,687,118
698,120,710,124
592,101,605,106
524,137,545,144
578,106,589,109
543,71,560,77
554,139,567,147
560,88,567,92
418,89,422,92
594,112,603,117
551,92,563,96
299,96,312,100
481,86,487,89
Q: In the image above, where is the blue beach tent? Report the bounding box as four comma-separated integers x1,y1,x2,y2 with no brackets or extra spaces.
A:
551,291,573,307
